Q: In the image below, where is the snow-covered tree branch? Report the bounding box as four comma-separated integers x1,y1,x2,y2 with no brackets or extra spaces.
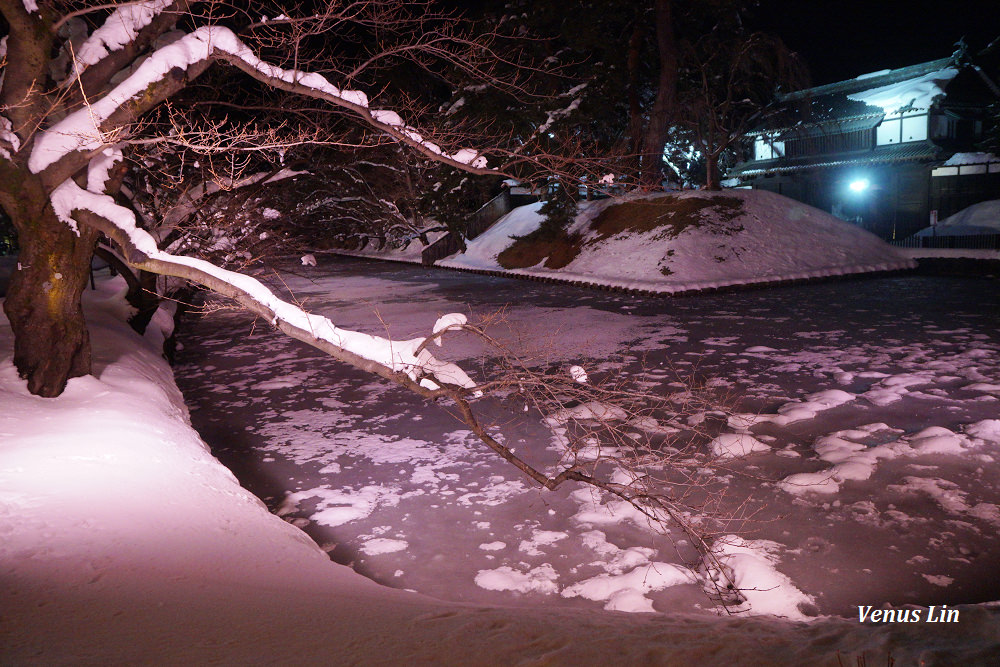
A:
32,24,493,189
0,0,756,610
0,0,508,397
67,142,745,604
61,148,479,397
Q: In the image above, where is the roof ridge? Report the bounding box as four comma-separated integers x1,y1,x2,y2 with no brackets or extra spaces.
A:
781,56,958,102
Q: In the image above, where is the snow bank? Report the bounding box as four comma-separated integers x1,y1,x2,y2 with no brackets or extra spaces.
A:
3,277,1000,664
915,199,1000,236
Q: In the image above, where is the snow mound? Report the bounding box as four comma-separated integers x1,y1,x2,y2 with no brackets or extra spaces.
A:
915,199,1000,237
441,190,914,293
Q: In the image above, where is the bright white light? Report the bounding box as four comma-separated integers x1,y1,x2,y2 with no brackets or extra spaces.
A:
849,178,870,193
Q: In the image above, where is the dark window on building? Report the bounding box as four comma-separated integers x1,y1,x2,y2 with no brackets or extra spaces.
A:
785,129,874,157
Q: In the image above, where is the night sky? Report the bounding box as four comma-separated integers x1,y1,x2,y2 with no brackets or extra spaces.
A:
752,0,1000,86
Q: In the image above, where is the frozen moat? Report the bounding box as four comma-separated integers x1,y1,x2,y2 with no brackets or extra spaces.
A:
173,257,1000,618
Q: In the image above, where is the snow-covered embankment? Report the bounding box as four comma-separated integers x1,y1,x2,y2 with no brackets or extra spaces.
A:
2,277,997,665
439,189,918,293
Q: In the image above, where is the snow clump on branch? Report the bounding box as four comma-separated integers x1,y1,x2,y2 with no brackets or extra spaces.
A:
73,0,175,69
32,24,488,174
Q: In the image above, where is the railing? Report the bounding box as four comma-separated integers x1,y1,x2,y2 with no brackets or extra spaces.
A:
422,190,539,266
466,190,512,240
420,231,465,266
891,234,1000,250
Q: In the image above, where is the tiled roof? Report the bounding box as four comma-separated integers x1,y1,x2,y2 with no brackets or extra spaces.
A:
731,142,942,177
780,57,957,102
750,55,962,134
751,114,883,139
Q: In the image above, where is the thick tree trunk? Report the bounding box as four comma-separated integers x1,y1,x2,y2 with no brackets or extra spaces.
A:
705,152,721,191
1,185,98,397
627,19,646,179
640,0,677,189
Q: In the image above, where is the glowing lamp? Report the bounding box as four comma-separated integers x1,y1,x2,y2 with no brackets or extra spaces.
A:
849,178,870,193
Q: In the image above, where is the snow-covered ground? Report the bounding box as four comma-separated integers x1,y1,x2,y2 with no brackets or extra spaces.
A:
3,182,999,665
5,271,1000,663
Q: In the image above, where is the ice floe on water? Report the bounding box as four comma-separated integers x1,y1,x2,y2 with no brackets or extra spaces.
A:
887,476,1000,528
774,421,1000,497
728,389,855,429
562,561,697,613
475,564,560,595
709,432,771,459
700,536,816,621
361,537,409,555
279,484,402,527
519,530,570,556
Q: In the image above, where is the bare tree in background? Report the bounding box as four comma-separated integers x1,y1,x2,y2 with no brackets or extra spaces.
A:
673,27,805,190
